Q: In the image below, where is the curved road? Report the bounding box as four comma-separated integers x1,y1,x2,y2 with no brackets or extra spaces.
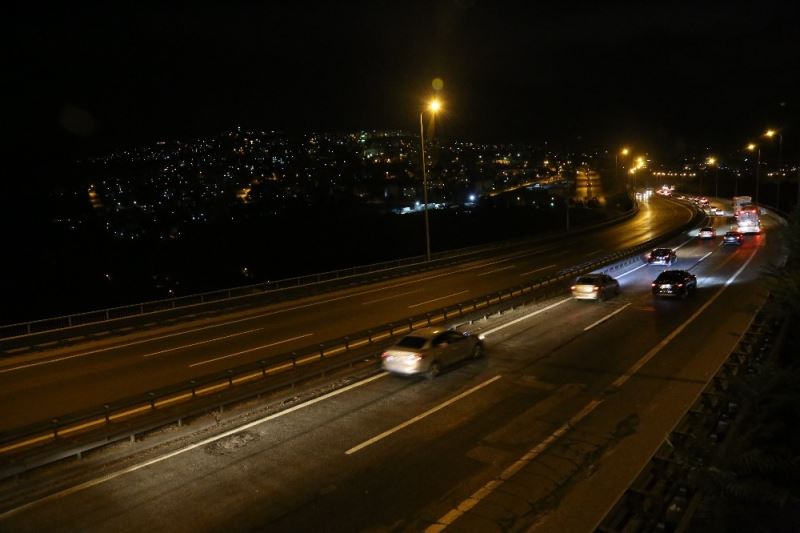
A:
0,198,784,532
0,197,692,431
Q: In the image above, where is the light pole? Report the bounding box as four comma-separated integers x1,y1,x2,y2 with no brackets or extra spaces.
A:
707,157,718,199
747,143,761,206
420,99,441,261
615,147,629,187
765,129,782,209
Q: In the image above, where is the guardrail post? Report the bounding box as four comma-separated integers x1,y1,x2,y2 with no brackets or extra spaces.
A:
388,324,394,337
68,316,73,327
139,303,144,314
426,313,431,326
189,380,197,398
319,344,325,357
344,336,349,350
367,329,372,343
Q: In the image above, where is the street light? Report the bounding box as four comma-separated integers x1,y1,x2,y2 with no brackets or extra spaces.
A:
420,98,441,261
615,147,629,185
765,129,783,209
746,143,761,206
707,156,719,199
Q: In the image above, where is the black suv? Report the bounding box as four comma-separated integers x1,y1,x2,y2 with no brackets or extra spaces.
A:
652,270,697,298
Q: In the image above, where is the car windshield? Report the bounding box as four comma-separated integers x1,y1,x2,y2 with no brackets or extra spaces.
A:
575,276,600,285
702,227,713,232
395,336,427,349
653,249,670,255
657,272,685,282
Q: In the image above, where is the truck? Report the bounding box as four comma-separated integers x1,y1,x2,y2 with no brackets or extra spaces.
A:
732,196,752,215
735,203,761,234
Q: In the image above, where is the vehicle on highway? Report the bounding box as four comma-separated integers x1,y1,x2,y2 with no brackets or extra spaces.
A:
712,207,725,216
570,273,620,301
699,226,716,239
735,203,761,234
723,231,744,245
381,327,483,379
646,247,677,266
652,270,697,298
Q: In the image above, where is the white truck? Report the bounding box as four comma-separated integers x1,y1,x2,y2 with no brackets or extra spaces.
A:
732,195,752,215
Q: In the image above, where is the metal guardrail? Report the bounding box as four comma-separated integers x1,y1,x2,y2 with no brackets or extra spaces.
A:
0,207,703,478
596,298,786,533
0,206,641,342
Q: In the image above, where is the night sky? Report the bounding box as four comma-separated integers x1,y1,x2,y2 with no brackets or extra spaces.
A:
7,1,799,176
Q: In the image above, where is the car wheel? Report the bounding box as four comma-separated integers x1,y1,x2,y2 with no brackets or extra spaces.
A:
425,361,441,380
472,344,484,359
597,290,605,302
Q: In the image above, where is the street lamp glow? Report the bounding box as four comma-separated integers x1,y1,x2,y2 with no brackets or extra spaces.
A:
429,99,442,113
765,129,776,138
747,143,757,151
621,148,629,156
707,157,716,165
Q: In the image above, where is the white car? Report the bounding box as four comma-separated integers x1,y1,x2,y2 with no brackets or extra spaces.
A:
381,327,484,378
571,273,620,301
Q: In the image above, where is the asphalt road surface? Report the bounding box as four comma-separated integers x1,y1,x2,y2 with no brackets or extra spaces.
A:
0,199,784,531
0,197,694,431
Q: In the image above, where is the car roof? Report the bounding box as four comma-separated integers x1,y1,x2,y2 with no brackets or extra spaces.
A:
576,273,605,281
652,247,672,253
656,269,692,279
402,327,448,339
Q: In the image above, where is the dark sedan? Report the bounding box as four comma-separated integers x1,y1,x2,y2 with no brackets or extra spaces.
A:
723,231,744,245
647,247,677,266
652,270,697,298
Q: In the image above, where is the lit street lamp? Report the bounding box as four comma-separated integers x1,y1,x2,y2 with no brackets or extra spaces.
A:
420,99,441,261
765,129,782,209
615,147,629,186
746,143,761,206
707,156,719,199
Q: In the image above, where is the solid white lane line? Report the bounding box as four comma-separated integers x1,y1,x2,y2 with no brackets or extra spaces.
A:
345,375,503,455
425,398,602,533
584,303,631,331
477,265,516,277
142,328,263,357
519,264,556,277
697,251,714,263
408,290,469,309
427,245,761,532
479,298,571,339
673,235,695,251
188,333,314,368
616,263,648,279
0,372,390,520
610,244,759,388
361,289,423,305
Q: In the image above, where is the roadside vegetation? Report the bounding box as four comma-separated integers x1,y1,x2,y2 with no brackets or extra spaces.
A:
694,208,800,532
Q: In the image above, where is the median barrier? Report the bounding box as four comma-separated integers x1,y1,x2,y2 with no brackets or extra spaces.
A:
0,205,641,345
0,204,703,478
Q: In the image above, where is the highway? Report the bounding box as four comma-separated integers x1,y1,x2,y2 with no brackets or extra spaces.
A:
0,197,695,431
0,199,783,531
